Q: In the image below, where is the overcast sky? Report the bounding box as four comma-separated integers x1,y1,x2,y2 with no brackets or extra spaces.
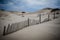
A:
0,0,60,12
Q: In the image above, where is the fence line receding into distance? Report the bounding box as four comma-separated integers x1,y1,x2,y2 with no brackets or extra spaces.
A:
3,12,60,36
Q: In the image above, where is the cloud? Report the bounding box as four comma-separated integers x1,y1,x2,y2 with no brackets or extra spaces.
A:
18,0,60,12
0,2,14,6
25,0,47,5
20,0,58,7
0,0,60,12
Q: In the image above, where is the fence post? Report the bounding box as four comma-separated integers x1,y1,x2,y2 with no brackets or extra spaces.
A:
3,26,6,36
53,12,55,19
28,18,29,26
39,14,41,23
48,13,50,21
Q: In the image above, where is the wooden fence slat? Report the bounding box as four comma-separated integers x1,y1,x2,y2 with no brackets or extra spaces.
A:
6,24,10,34
3,26,6,36
39,14,41,23
28,18,29,26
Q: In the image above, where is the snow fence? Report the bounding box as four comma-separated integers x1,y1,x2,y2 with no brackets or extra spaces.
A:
0,13,60,37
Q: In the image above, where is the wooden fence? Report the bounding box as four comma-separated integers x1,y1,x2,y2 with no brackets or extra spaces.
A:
2,13,60,36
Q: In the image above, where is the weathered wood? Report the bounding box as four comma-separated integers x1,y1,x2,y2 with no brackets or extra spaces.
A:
7,24,10,34
39,14,41,23
53,12,55,19
28,18,29,26
3,26,6,36
48,14,50,21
